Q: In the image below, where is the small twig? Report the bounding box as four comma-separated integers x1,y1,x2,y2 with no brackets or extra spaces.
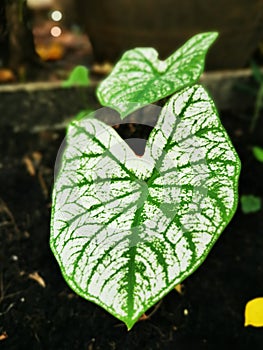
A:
0,271,3,303
0,199,20,235
0,331,8,341
1,291,23,301
0,303,15,316
138,300,163,322
23,155,36,176
0,270,23,305
38,170,49,199
113,322,126,328
33,331,40,344
0,221,16,228
28,271,46,288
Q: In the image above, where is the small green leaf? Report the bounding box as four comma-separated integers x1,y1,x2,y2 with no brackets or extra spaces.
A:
252,146,263,162
97,32,218,118
240,195,261,214
63,65,90,87
51,84,240,329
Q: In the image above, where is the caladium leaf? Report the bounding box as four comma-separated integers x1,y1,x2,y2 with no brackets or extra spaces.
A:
97,32,218,118
50,84,240,330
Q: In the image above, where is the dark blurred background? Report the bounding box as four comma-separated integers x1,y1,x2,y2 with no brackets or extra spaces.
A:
1,0,263,83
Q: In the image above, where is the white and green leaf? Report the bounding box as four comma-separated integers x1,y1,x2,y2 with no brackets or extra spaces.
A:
97,32,218,118
50,84,240,330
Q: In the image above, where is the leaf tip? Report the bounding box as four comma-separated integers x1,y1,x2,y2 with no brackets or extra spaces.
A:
125,319,136,331
211,31,219,39
193,31,219,49
123,314,142,331
206,31,219,40
119,112,128,120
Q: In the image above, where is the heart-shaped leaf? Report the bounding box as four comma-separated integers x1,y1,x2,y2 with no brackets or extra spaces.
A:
97,32,218,118
50,84,240,329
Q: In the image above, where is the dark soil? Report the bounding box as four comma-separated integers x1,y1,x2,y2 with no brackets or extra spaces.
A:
0,109,263,350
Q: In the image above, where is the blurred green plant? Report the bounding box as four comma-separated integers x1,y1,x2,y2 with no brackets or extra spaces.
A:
236,61,263,133
62,65,92,118
250,62,263,133
242,61,263,133
252,146,263,162
240,195,261,214
62,65,90,87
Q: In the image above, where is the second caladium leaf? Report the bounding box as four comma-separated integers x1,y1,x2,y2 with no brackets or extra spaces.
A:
97,32,218,118
51,85,240,330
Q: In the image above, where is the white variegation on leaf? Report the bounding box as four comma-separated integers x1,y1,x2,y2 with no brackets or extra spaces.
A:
50,85,240,330
97,32,218,118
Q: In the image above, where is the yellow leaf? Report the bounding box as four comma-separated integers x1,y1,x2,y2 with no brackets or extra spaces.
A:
244,297,263,327
28,272,46,288
174,284,184,295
